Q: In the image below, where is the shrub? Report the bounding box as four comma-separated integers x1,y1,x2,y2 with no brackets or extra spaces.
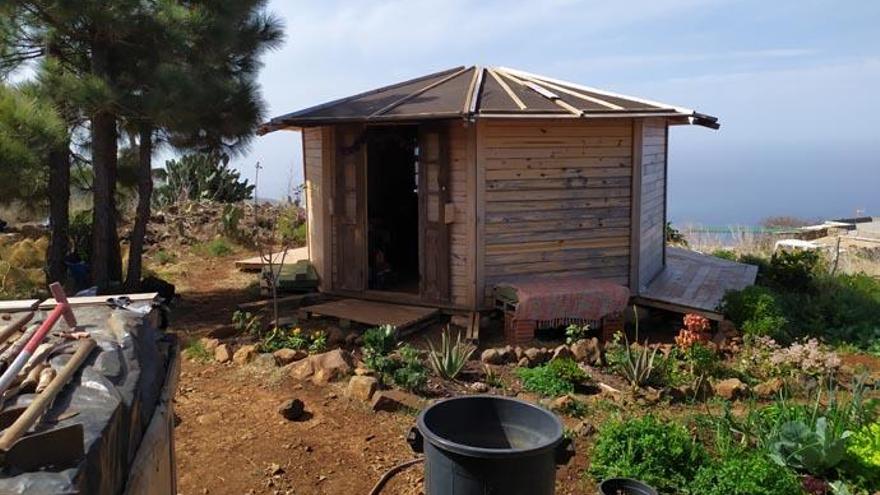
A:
307,330,327,354
516,358,588,396
843,422,880,489
154,250,176,265
197,238,234,257
711,249,737,261
220,204,244,239
278,206,307,245
688,452,803,495
232,310,262,336
720,285,789,341
765,249,821,293
564,323,590,345
391,345,428,392
154,152,254,205
426,330,475,380
590,415,707,492
363,324,397,374
768,338,841,378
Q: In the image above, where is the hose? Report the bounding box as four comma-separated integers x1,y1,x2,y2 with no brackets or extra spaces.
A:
368,457,424,495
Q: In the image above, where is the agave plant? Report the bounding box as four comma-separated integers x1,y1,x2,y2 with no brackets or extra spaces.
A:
427,328,476,380
619,306,658,389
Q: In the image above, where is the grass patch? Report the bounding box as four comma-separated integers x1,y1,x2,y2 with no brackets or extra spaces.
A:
153,249,177,265
194,237,235,257
183,339,212,363
516,359,588,397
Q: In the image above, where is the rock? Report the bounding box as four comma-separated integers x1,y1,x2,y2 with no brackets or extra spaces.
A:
517,357,530,368
371,390,424,412
480,348,503,365
289,358,314,380
214,344,231,363
550,394,576,412
278,398,305,421
354,366,374,376
346,376,378,402
200,337,220,352
713,378,747,400
196,412,222,425
274,348,308,366
550,345,574,362
326,326,346,346
524,347,546,365
514,346,524,361
753,378,784,399
233,344,258,365
310,349,353,384
574,421,596,437
344,333,359,346
570,338,602,366
498,346,515,363
252,353,277,368
469,382,489,393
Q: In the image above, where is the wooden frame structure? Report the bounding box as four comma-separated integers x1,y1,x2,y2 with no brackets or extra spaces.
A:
260,66,723,312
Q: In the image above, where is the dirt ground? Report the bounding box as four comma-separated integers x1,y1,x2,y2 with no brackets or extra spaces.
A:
168,252,592,495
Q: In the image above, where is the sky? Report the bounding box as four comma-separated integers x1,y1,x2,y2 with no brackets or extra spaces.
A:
239,0,880,225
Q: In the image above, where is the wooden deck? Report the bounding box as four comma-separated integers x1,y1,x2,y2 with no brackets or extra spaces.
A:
235,247,309,271
300,299,439,329
635,247,758,320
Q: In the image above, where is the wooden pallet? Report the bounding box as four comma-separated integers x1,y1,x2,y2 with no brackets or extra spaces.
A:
299,299,438,330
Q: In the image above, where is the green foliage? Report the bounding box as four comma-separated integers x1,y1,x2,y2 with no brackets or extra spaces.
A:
564,323,590,345
183,340,212,363
765,249,821,293
688,452,803,495
391,345,428,392
220,204,244,239
769,416,852,476
426,330,476,380
232,310,262,336
196,237,234,257
278,205,307,246
69,210,93,261
154,153,255,206
590,415,707,493
557,397,589,418
516,359,588,397
683,343,722,378
0,84,65,205
720,285,789,342
363,324,398,374
665,222,688,247
258,327,326,354
844,422,880,489
711,249,738,261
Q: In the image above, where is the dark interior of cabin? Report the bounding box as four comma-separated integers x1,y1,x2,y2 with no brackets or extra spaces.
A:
366,126,420,294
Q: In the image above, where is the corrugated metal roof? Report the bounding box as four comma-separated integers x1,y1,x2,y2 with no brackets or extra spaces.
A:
259,66,719,133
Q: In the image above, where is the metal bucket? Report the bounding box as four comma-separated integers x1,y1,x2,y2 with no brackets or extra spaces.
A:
407,395,574,495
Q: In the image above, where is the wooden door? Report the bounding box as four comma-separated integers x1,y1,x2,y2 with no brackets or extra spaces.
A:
334,125,366,292
418,124,450,302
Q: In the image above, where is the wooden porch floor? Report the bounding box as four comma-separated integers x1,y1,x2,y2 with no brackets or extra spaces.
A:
635,247,758,320
300,298,439,329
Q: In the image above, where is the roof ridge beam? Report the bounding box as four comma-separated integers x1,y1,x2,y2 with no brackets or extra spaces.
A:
368,66,471,118
487,67,527,110
463,66,485,115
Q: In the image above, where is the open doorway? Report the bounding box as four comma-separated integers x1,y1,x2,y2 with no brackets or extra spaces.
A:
366,126,420,294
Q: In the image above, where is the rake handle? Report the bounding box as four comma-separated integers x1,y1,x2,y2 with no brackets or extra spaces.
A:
0,338,96,453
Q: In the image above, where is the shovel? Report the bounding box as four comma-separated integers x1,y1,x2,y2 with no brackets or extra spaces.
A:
0,338,95,471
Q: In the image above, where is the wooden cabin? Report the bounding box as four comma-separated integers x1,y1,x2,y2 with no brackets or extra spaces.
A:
259,66,750,324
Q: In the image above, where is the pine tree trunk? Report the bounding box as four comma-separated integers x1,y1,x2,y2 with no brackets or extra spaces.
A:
47,141,70,284
124,124,153,291
90,39,120,293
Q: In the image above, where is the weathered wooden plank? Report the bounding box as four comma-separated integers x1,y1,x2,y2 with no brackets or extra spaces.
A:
487,187,629,202
485,157,630,170
486,206,630,223
484,136,631,149
487,236,630,255
486,216,629,234
486,255,630,276
486,166,631,181
486,245,629,266
487,197,631,212
486,147,632,159
486,176,630,191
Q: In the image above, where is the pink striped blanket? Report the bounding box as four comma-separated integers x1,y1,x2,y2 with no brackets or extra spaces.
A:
498,277,630,326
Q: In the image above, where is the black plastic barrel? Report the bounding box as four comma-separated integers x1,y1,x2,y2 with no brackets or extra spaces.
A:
597,478,658,495
407,395,574,495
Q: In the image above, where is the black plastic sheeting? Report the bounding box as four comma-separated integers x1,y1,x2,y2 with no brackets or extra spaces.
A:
0,304,172,494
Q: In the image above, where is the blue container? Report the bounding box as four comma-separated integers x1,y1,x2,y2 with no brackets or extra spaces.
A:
408,395,574,495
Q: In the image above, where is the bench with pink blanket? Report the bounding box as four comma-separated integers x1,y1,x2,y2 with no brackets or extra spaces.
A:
495,277,630,328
